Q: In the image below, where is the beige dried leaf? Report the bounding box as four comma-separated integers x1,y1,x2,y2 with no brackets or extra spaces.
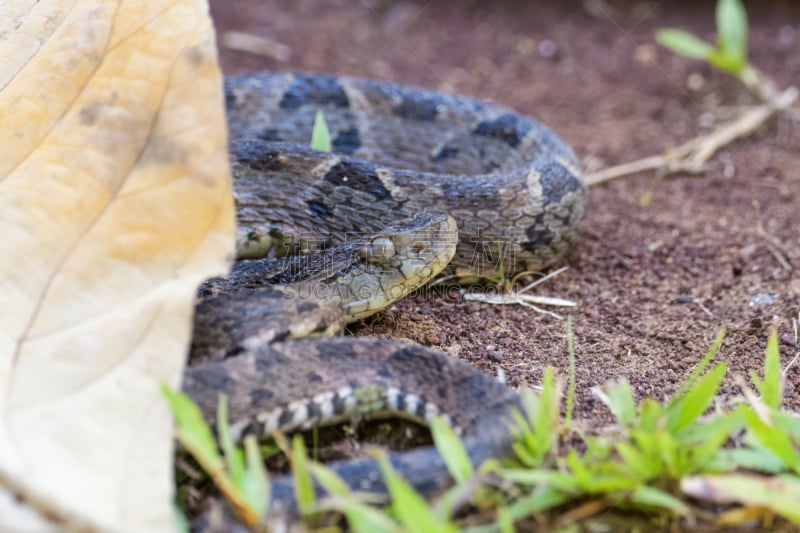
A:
0,1,235,531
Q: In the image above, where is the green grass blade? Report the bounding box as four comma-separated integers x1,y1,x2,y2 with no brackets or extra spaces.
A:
744,410,800,473
216,394,244,485
623,429,669,479
511,396,538,464
749,369,765,395
337,503,400,533
670,328,725,406
373,450,455,533
655,431,681,477
602,380,637,428
716,0,748,67
310,110,332,152
291,436,317,515
616,440,655,480
431,414,473,482
511,379,560,467
496,467,579,493
504,486,570,522
564,449,592,487
511,441,538,468
655,29,715,60
582,434,614,462
307,462,351,497
309,463,401,532
667,363,726,434
678,414,740,472
534,368,560,454
497,505,514,533
712,446,788,474
638,397,663,433
174,506,190,533
308,463,399,533
162,385,259,524
161,385,221,468
772,410,800,441
761,329,783,408
630,485,690,515
241,435,269,518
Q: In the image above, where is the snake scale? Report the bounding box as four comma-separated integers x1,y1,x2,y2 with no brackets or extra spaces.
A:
183,72,586,528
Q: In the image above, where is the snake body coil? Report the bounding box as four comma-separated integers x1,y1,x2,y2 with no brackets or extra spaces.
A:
183,72,586,527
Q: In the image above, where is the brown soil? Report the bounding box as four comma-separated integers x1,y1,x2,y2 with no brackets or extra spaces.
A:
207,0,800,525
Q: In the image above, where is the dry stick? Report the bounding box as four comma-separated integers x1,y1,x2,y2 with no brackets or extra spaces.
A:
220,31,291,62
585,85,799,187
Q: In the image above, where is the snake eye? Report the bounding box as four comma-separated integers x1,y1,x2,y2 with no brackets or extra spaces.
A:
360,237,395,263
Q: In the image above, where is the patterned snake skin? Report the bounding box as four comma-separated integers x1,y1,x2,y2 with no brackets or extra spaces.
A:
182,72,586,528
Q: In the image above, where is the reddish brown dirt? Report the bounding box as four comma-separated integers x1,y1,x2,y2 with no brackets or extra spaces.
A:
211,0,800,425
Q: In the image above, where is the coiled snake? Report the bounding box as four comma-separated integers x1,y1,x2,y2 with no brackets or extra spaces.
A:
182,72,586,527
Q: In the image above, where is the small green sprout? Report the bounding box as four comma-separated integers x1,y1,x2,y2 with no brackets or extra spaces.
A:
656,0,757,89
372,449,459,533
162,386,269,526
510,368,562,468
431,414,473,483
310,110,332,152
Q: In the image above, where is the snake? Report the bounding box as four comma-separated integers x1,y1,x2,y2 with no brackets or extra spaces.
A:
182,72,586,528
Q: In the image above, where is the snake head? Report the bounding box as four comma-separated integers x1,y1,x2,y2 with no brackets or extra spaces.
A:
339,212,457,321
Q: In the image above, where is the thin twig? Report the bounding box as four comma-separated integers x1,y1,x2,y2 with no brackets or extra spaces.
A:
585,85,798,186
220,31,291,62
460,266,575,318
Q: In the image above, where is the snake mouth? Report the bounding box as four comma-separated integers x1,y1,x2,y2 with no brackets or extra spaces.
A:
338,213,457,322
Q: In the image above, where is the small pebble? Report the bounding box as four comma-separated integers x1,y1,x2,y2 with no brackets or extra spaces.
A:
739,243,758,257
515,37,537,57
538,39,558,59
687,72,705,91
425,332,442,345
748,293,779,307
699,112,715,129
488,350,504,362
779,333,796,347
723,160,735,178
634,44,656,65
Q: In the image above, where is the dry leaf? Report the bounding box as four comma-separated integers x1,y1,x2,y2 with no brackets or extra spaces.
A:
682,474,800,524
0,1,235,530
